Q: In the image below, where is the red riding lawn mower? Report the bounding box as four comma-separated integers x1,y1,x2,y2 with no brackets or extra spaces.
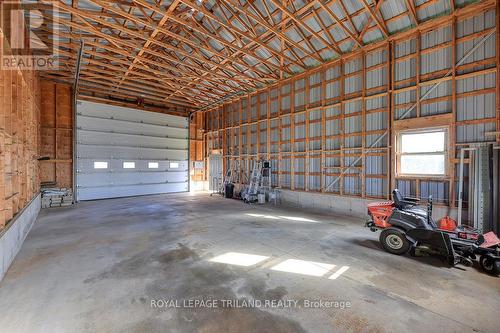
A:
365,189,500,276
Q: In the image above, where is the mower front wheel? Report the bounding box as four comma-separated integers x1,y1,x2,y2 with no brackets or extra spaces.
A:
479,255,500,276
380,228,410,255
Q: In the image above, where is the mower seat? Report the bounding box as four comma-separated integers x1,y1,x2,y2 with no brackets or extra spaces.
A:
392,189,420,210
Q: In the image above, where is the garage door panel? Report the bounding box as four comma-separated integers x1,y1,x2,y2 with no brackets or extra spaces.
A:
78,173,122,186
147,160,188,171
76,101,189,200
78,147,187,161
112,172,186,185
77,183,188,201
78,117,188,138
77,173,113,187
78,160,188,172
78,131,188,150
78,104,188,129
165,171,188,183
78,168,186,184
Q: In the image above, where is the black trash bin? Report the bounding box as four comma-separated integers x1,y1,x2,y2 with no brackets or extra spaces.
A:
225,183,234,198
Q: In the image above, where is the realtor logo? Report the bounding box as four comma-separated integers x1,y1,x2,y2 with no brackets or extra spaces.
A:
1,0,59,70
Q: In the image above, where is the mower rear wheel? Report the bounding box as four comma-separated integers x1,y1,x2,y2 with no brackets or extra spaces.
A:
479,255,500,276
380,228,410,255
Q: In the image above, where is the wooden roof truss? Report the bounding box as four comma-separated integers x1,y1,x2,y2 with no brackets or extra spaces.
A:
35,0,463,114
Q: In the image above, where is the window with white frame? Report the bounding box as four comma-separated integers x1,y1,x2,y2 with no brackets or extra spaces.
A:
93,161,108,169
123,161,136,169
148,162,159,169
397,128,447,176
169,162,179,169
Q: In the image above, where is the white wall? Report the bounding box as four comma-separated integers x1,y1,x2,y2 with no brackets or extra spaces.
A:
0,194,41,283
278,189,463,222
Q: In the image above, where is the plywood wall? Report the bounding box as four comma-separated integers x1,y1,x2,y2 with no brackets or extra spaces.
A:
39,81,73,188
189,112,205,182
0,32,41,229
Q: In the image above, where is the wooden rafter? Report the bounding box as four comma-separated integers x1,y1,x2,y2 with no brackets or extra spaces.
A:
404,0,419,27
269,0,341,56
114,0,182,91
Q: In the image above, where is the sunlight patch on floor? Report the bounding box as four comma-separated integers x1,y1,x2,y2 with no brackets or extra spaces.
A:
329,266,350,279
208,252,350,281
209,252,270,267
270,259,335,277
246,213,280,219
245,213,319,222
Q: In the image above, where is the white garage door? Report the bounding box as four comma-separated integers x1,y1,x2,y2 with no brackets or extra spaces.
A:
76,101,189,201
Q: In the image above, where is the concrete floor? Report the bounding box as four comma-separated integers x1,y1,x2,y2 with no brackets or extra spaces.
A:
0,193,499,333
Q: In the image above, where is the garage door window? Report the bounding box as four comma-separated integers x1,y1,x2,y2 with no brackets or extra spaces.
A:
169,162,179,169
397,129,447,177
94,161,108,169
123,162,135,169
148,162,159,169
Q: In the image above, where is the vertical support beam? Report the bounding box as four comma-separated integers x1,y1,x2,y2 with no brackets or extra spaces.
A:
321,68,326,193
256,95,260,160
416,32,421,118
340,60,345,195
386,41,391,199
238,100,242,182
450,17,457,207
415,32,421,199
389,40,396,196
496,0,500,144
278,84,282,188
305,76,310,191
54,83,58,186
266,88,271,162
246,94,251,177
0,34,5,227
291,82,295,190
361,52,366,198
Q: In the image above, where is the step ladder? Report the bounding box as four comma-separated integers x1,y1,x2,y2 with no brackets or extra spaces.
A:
260,160,271,194
243,160,271,203
224,160,241,185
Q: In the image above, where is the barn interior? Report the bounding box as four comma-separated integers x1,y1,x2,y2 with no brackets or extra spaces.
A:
0,1,499,332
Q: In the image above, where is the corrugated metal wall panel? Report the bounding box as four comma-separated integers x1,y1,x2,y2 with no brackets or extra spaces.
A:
259,122,267,154
366,178,387,197
344,75,363,95
395,58,417,83
366,67,387,90
456,123,496,143
395,38,416,58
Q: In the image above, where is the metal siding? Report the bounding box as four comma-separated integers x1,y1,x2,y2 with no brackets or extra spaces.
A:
456,123,496,143
76,101,189,200
395,58,416,83
395,38,417,58
366,178,387,197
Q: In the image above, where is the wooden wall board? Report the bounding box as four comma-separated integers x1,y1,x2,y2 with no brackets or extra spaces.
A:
39,80,73,188
0,28,41,229
189,112,205,182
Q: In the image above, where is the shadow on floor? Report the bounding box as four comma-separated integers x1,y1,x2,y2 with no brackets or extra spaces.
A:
351,237,453,269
